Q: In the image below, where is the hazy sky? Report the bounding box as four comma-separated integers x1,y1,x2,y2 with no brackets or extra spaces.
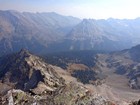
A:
0,0,140,19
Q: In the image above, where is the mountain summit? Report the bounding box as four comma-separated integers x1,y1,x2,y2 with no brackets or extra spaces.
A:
0,49,65,94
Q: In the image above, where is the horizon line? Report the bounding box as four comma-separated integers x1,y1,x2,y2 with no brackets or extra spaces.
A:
1,9,140,20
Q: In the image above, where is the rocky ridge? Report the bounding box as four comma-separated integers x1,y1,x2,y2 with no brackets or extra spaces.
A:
0,49,112,105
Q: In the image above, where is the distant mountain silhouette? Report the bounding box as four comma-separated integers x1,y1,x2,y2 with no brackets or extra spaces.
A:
1,10,140,55
0,10,80,55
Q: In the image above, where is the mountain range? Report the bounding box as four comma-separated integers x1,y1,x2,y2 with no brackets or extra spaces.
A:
1,10,140,105
0,10,80,55
1,10,140,55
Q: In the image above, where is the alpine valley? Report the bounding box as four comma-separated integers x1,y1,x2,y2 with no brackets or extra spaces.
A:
1,10,140,105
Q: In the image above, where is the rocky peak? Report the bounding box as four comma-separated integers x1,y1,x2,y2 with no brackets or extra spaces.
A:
18,48,31,59
19,48,30,55
82,19,95,23
68,18,103,41
0,49,65,95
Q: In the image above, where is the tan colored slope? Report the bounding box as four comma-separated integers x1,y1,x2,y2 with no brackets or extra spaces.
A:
92,54,140,105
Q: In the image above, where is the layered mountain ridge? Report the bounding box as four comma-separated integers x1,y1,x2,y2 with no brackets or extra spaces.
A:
1,10,140,55
0,10,81,55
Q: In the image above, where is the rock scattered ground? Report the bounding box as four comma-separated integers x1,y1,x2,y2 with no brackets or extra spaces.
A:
0,49,113,105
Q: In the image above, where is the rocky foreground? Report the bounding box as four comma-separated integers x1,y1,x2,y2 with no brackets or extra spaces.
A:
0,49,114,105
